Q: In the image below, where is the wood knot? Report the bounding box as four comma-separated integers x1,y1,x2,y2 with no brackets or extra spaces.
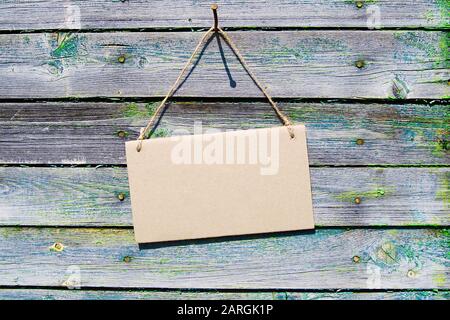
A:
376,242,397,265
392,76,410,99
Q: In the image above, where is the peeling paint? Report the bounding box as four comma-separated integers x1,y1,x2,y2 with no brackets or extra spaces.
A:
334,187,392,202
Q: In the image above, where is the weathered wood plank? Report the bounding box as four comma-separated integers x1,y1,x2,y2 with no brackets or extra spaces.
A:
1,102,448,165
0,289,447,300
0,0,448,30
0,167,448,227
0,31,447,99
0,228,447,289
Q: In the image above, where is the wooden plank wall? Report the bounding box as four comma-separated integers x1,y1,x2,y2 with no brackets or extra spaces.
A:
0,0,448,300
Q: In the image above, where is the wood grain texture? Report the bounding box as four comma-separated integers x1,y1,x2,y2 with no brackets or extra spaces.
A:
0,0,448,30
0,31,448,99
0,228,447,289
1,102,448,165
0,289,447,300
0,167,448,227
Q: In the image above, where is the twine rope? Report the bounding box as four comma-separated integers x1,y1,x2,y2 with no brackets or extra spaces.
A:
136,26,215,152
136,21,294,152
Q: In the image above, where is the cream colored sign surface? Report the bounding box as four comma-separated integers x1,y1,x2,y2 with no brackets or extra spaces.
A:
126,125,314,243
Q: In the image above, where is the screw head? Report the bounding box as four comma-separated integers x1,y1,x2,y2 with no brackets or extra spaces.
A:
50,242,64,252
352,255,361,263
356,1,364,9
117,130,127,138
117,193,126,201
355,60,366,69
354,197,362,204
123,256,132,263
118,55,126,63
407,270,416,278
356,138,365,145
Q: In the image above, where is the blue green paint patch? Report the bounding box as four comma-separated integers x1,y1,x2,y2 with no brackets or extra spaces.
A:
334,187,392,202
386,104,449,157
436,0,450,28
435,172,449,209
438,33,449,69
121,102,157,118
51,33,83,58
393,32,444,68
148,128,171,139
284,105,357,129
432,128,449,157
433,273,447,286
47,33,87,75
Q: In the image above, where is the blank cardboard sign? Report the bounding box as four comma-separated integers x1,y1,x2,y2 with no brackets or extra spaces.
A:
125,125,314,244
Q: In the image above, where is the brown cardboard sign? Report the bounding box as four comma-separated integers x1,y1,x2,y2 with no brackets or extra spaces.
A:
125,125,314,244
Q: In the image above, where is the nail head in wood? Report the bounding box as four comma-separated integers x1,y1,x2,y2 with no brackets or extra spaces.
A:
355,60,365,69
50,242,64,252
354,197,362,204
407,270,416,278
117,193,126,201
123,256,132,263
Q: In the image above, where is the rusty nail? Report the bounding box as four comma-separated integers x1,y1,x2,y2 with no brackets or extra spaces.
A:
211,4,219,31
118,55,126,63
50,242,64,252
356,138,365,145
117,193,126,201
354,197,362,204
355,60,365,69
356,1,364,9
352,255,361,263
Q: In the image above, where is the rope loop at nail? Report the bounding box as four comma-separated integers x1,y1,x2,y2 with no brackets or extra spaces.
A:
135,5,296,150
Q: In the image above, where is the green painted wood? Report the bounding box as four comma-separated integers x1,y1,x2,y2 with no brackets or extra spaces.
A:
1,102,448,165
0,289,447,300
0,31,447,99
0,0,448,30
0,228,447,289
0,167,448,227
